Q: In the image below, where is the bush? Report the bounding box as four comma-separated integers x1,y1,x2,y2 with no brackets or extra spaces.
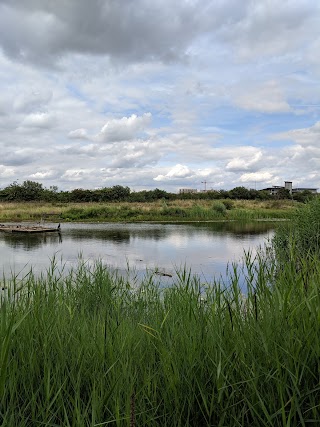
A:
161,207,187,217
212,201,227,216
222,199,233,210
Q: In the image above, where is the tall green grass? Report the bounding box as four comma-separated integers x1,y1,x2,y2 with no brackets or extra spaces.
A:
0,200,295,223
228,208,289,221
61,203,291,222
1,245,320,425
273,196,320,261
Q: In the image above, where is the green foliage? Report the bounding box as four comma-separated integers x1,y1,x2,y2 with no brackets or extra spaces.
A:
273,197,320,261
70,188,94,202
105,185,131,201
211,201,227,215
129,188,172,202
1,250,320,425
0,180,289,203
161,207,187,217
292,190,315,203
3,180,44,201
222,199,233,210
275,187,291,200
230,186,252,199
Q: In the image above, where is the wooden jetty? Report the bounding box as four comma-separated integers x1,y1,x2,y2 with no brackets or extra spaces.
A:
0,224,61,234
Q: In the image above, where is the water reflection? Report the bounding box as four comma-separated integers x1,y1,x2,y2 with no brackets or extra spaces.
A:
62,221,275,242
2,232,62,250
67,226,173,243
0,221,275,282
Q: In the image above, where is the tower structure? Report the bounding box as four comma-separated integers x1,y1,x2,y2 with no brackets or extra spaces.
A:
284,181,293,195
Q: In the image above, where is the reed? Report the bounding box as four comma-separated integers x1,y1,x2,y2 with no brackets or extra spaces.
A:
0,200,296,223
1,243,320,425
273,197,320,259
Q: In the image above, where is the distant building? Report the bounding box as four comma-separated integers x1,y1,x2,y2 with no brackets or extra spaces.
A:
262,181,317,196
292,188,318,194
179,188,198,194
284,181,293,194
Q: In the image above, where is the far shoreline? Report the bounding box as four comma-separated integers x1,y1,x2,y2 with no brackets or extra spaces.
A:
0,199,297,223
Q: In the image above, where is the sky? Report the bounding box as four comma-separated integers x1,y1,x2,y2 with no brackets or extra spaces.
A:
0,0,320,193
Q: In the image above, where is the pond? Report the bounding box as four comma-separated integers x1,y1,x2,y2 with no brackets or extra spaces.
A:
0,221,275,284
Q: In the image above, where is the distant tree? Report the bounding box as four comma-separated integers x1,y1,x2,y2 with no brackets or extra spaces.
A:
256,190,272,200
275,188,291,200
56,191,71,203
42,186,60,202
293,190,315,203
20,180,45,201
198,190,220,200
1,180,44,201
110,185,131,201
96,186,130,202
70,188,93,202
177,191,199,201
230,186,251,200
1,181,22,200
218,190,231,199
150,188,171,200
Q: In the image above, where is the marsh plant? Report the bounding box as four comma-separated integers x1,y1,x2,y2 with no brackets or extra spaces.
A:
211,201,227,216
0,199,294,223
1,230,320,426
273,196,320,261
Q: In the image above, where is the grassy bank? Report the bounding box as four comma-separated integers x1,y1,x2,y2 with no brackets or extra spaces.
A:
1,247,320,425
0,199,296,222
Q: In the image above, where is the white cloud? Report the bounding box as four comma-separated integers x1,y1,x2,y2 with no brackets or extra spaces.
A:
13,89,52,113
96,113,152,143
154,164,194,181
21,112,56,128
239,171,274,183
222,0,318,60
68,128,89,140
233,81,290,113
61,169,94,182
0,165,15,178
0,1,319,192
29,171,55,179
68,113,152,144
226,150,263,172
274,121,320,145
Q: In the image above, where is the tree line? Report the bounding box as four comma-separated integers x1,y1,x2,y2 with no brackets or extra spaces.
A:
0,180,315,203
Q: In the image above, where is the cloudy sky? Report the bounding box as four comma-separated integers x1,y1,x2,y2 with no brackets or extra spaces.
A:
0,0,319,192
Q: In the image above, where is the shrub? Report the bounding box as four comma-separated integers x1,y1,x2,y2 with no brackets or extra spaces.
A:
161,207,187,217
212,201,227,216
222,199,233,210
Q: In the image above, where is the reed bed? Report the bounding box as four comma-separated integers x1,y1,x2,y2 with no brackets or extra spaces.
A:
0,200,295,223
59,203,290,222
1,247,320,426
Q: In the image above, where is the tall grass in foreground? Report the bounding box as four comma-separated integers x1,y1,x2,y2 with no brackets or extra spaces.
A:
1,248,320,426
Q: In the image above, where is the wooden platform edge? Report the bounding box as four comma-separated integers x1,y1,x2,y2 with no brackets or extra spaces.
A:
0,225,61,234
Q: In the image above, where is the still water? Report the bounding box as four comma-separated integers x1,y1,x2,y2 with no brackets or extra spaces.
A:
0,221,275,283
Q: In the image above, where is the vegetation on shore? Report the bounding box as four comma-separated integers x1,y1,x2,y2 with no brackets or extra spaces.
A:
0,179,316,204
0,199,297,223
0,179,315,223
1,198,320,425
